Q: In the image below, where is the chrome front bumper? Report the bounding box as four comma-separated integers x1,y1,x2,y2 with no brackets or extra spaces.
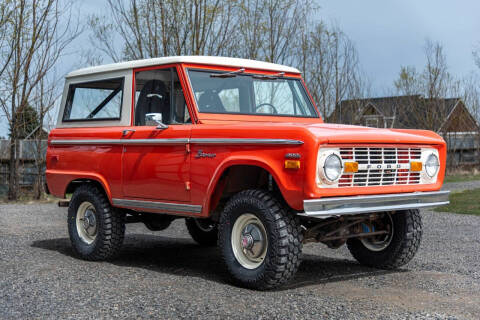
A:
300,191,450,218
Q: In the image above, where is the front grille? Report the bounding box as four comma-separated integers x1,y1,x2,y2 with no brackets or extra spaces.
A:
338,147,421,187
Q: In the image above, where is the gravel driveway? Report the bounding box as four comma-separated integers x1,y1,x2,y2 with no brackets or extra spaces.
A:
1,196,479,319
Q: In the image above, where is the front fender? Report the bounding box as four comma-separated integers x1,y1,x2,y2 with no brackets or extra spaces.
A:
203,155,305,214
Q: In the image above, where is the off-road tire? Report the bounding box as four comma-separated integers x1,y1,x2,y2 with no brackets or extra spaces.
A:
218,189,303,290
185,218,218,246
347,209,422,269
68,184,125,261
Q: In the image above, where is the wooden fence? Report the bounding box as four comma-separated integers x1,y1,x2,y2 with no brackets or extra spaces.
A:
0,140,47,194
0,134,478,195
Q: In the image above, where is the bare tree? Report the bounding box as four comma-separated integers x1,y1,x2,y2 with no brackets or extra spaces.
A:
236,0,314,65
391,40,480,169
391,41,455,131
394,40,453,101
24,72,61,199
89,0,239,62
300,22,365,120
87,0,365,122
0,2,14,78
473,43,480,70
261,0,311,64
299,22,333,118
89,0,318,65
461,73,480,121
422,39,450,99
236,0,265,60
0,0,80,200
394,66,420,96
331,25,362,114
422,40,456,132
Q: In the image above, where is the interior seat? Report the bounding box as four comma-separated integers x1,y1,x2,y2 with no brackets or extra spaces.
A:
135,80,170,125
197,90,225,113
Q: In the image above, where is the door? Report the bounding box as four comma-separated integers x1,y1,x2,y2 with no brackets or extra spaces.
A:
122,66,192,202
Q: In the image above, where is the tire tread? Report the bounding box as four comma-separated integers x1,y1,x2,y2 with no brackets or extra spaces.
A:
347,209,422,269
68,184,125,261
218,189,303,290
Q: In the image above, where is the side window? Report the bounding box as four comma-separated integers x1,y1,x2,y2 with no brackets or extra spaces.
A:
134,68,190,126
63,78,123,121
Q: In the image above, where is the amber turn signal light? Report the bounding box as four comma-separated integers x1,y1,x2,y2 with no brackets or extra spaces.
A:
284,160,301,169
344,161,358,173
410,161,423,171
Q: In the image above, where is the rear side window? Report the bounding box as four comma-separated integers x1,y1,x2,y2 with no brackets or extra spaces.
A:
63,78,124,121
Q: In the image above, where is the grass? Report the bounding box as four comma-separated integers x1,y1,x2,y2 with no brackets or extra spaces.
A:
435,188,480,216
444,172,480,183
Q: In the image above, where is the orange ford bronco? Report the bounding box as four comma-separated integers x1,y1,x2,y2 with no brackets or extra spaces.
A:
46,56,449,289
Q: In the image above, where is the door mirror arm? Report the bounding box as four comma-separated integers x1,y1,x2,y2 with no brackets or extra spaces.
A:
145,113,168,129
155,123,169,130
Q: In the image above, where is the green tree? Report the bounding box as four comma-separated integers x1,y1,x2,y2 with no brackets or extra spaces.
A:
9,104,40,139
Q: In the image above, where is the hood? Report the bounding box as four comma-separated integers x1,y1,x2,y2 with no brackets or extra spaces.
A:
198,119,445,146
304,123,445,145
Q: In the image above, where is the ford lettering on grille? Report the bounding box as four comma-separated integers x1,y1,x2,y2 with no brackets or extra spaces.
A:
339,147,421,187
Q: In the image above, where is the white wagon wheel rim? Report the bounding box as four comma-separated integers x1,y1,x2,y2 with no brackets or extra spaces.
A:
360,213,394,252
231,213,268,269
76,201,98,244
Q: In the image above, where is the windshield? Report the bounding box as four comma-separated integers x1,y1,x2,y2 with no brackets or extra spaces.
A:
188,70,318,117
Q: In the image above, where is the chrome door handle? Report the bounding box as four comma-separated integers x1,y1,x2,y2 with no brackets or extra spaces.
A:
122,129,136,136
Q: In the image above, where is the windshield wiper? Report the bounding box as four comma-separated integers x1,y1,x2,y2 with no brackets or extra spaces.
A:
210,69,286,79
252,72,285,80
210,68,245,78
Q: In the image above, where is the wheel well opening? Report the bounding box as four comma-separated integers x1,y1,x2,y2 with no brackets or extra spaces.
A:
65,179,108,201
208,165,285,220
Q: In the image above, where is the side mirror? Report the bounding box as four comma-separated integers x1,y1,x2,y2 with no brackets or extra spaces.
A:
145,113,168,129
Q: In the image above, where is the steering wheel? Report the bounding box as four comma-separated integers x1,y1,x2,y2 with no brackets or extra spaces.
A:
255,103,278,114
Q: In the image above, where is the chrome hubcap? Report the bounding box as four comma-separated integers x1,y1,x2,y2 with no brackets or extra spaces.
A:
360,213,394,252
241,233,254,250
231,213,268,269
76,202,98,244
83,209,96,230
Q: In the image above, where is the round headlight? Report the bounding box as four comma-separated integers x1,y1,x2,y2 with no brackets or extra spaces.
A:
324,154,343,181
425,153,439,177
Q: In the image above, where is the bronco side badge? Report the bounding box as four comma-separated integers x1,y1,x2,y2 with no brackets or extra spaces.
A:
195,149,216,159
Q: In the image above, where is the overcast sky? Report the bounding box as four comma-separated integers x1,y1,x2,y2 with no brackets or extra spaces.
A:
77,0,480,93
1,0,479,137
319,0,480,94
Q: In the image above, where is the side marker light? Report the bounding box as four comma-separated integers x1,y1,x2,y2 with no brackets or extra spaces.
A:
285,160,301,169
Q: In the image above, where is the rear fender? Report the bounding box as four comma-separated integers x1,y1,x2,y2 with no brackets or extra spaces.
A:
46,170,113,203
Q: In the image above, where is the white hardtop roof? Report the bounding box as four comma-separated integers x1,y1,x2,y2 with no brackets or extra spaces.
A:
66,56,301,78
